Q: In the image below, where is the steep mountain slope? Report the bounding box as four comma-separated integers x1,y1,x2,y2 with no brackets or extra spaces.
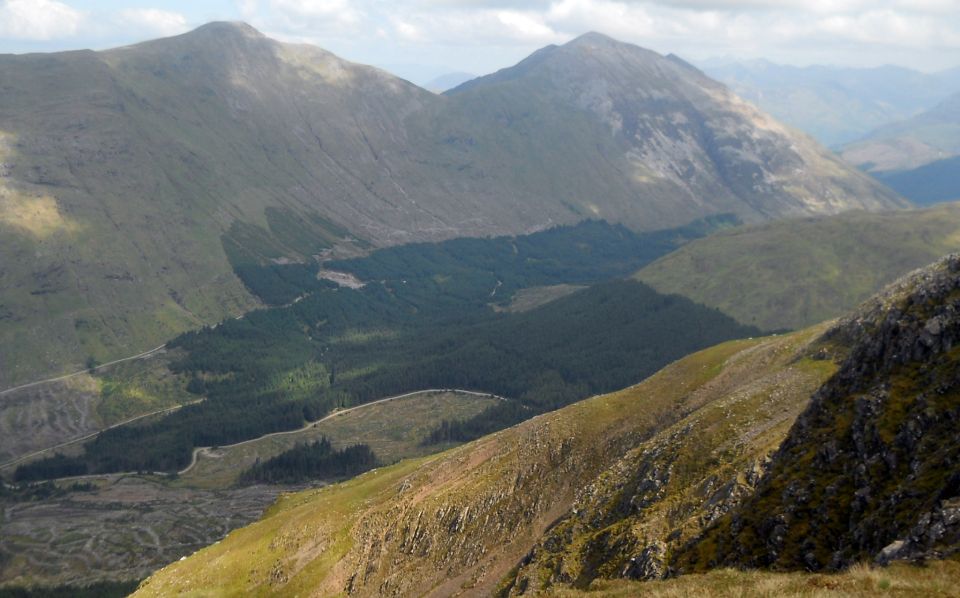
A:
635,203,960,331
681,254,960,572
501,325,836,594
134,324,839,597
841,92,960,173
703,60,960,147
0,24,905,387
0,21,427,386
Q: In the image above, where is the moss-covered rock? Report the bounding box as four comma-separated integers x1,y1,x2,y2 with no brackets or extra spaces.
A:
678,254,960,573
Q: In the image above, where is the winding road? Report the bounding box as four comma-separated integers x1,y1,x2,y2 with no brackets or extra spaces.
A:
176,389,506,475
11,389,506,483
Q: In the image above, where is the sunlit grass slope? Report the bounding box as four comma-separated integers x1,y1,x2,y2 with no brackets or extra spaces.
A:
635,203,960,331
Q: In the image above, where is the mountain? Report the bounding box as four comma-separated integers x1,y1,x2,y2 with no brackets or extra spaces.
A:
634,203,960,331
136,254,960,597
424,71,476,92
841,91,960,173
441,32,903,227
0,24,904,388
681,254,960,572
702,59,960,147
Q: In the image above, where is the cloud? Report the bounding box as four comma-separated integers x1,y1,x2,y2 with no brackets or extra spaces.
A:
388,8,562,45
223,0,960,73
0,0,83,40
118,8,189,37
240,0,363,36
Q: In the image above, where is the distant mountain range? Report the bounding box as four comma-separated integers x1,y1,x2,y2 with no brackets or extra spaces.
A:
839,92,960,204
842,92,960,172
0,22,902,387
702,59,960,147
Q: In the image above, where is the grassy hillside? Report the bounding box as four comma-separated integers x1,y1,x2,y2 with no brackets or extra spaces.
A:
134,323,839,597
634,203,960,331
0,23,905,386
501,324,836,593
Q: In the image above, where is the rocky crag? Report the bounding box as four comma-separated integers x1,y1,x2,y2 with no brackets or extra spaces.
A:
680,254,960,572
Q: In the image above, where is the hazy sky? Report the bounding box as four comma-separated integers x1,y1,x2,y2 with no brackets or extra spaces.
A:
1,0,958,83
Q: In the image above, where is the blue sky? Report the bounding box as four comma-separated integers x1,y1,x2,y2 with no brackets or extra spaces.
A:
1,0,958,84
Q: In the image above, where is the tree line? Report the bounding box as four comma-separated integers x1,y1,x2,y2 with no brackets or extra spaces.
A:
239,437,377,484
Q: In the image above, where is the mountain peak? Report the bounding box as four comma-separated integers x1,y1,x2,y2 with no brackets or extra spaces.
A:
190,21,265,38
557,31,670,68
566,31,621,48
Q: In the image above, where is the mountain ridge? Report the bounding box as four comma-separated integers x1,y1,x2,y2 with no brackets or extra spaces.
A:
134,326,837,597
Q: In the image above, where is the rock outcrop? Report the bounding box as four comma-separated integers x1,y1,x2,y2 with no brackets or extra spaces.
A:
679,254,960,572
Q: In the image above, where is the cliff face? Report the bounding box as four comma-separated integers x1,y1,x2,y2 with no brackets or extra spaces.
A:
681,254,960,572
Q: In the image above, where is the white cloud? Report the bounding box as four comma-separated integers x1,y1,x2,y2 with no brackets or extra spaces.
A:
247,0,363,34
272,0,360,22
382,8,564,45
496,10,556,40
118,8,189,37
392,17,423,41
0,0,83,40
162,0,957,73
